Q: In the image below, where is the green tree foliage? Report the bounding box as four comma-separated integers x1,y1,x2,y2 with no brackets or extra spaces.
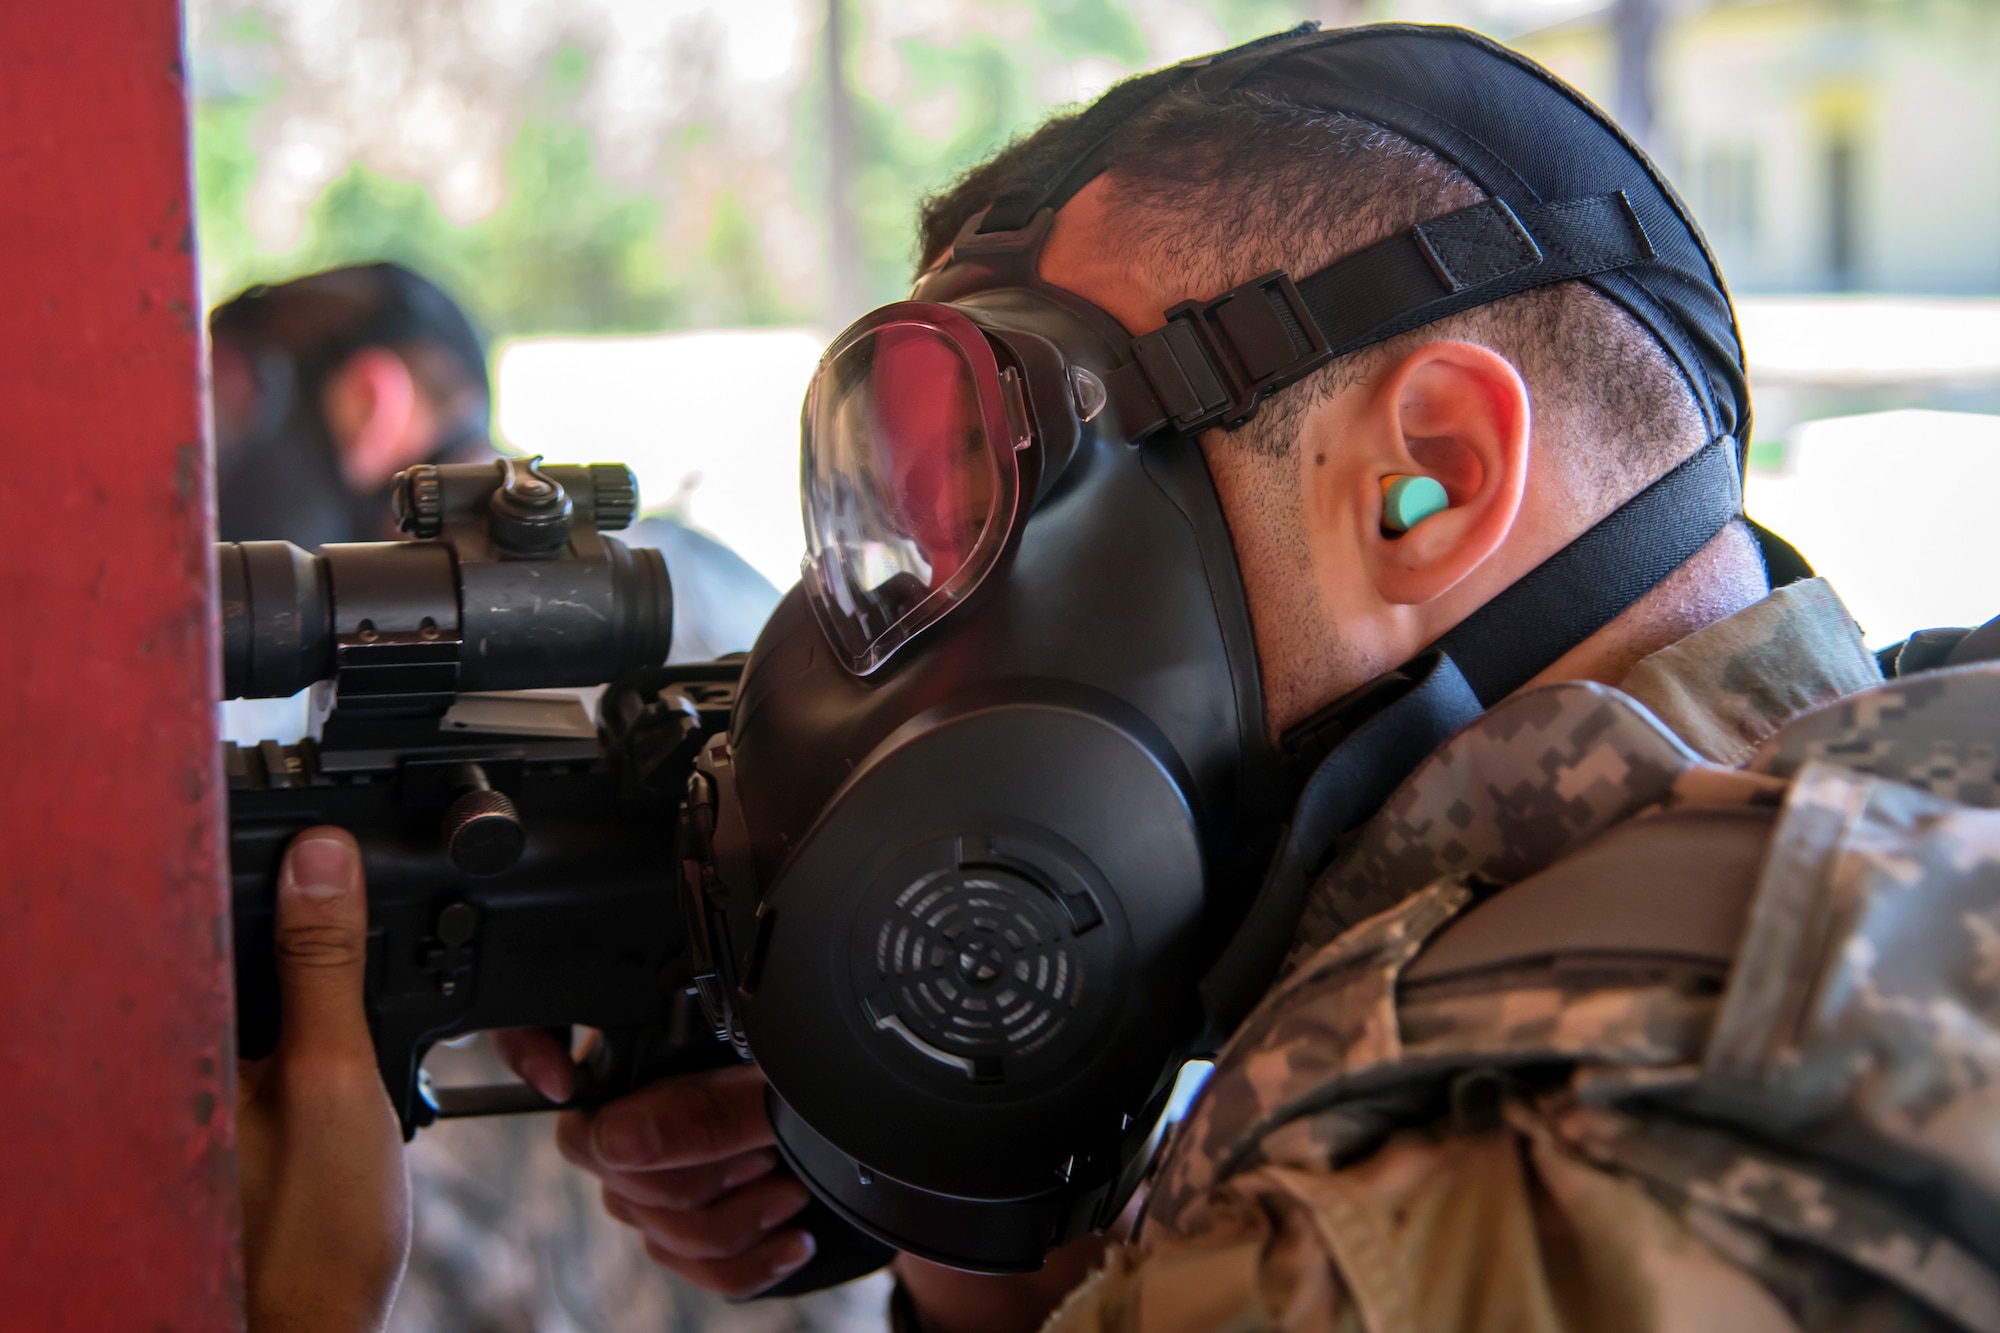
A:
195,46,689,336
194,0,1343,337
825,0,1323,304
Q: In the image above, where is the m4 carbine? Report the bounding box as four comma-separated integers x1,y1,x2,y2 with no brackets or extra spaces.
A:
221,457,891,1290
222,456,734,1123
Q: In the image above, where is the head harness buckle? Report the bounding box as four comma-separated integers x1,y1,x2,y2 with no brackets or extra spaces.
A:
1133,270,1333,434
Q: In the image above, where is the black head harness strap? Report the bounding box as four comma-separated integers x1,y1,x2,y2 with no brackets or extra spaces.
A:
1098,189,1660,445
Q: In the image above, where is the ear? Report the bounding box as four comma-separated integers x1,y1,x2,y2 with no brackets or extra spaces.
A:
1346,340,1530,608
322,348,425,491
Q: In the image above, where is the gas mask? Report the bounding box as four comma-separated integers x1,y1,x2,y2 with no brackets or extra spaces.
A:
683,23,1758,1274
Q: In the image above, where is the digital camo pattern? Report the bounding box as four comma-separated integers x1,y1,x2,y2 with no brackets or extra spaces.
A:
1286,576,1878,963
1287,681,1703,964
1133,607,2000,1330
1148,871,1723,1235
1750,662,2000,807
1701,758,2000,1271
1077,1094,1948,1333
1144,819,2000,1327
1617,576,1881,767
1549,1101,2000,1333
1149,877,1476,1231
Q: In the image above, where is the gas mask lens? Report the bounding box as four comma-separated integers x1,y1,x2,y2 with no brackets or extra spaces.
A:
802,306,1026,673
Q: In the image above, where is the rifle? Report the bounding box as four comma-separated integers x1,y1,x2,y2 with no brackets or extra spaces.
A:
222,456,890,1292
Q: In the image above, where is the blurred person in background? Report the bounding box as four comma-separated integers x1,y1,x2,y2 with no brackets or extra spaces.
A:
212,262,494,547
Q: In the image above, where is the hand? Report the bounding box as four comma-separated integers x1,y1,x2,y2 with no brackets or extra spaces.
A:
494,1031,814,1298
238,827,410,1333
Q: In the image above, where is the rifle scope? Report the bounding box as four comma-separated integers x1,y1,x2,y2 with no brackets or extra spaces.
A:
218,457,672,708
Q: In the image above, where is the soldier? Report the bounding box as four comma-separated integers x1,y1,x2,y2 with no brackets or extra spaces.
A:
241,24,1999,1333
544,26,1988,1332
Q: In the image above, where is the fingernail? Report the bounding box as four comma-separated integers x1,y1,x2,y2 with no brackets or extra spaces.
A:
283,836,352,903
722,1153,773,1192
522,1054,574,1104
760,1189,809,1230
595,1106,660,1167
774,1231,816,1276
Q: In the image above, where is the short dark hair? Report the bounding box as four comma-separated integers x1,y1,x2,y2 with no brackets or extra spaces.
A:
210,262,489,427
919,87,1706,517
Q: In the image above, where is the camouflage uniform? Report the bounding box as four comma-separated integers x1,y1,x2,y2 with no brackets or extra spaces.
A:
1047,579,2000,1333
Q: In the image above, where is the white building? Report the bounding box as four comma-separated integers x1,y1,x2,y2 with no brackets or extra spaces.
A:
1514,0,2000,294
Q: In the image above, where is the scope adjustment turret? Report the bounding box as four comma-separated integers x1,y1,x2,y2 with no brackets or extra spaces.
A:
589,463,639,531
395,465,447,538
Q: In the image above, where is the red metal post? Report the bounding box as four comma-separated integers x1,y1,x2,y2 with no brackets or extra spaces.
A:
0,2,242,1328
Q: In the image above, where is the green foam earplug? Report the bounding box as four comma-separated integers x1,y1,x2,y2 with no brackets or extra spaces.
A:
1382,475,1448,532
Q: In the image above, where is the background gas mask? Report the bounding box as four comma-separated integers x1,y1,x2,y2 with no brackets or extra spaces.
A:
684,22,1760,1273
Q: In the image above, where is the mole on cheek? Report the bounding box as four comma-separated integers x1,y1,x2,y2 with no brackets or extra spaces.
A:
1314,452,1326,466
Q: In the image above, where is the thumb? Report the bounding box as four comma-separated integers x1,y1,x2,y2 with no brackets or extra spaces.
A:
273,826,372,1060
